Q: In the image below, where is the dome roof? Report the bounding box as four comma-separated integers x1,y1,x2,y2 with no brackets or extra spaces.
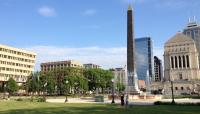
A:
165,32,194,45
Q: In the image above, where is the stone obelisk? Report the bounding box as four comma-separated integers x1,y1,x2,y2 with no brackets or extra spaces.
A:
126,4,139,95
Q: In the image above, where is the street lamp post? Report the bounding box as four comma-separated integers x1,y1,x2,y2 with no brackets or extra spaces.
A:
171,81,175,104
43,82,47,102
65,80,69,102
111,79,115,104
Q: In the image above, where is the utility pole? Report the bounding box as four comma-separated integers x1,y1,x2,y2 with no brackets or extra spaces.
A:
171,81,175,104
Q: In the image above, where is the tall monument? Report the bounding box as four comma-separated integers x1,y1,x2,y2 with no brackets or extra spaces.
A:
126,4,139,94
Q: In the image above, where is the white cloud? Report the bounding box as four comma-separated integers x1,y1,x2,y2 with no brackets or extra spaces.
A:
37,6,56,17
26,46,126,71
154,46,164,64
82,9,96,16
26,45,164,71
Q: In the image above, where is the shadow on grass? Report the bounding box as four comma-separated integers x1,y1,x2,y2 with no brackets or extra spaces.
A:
0,104,132,114
0,104,200,114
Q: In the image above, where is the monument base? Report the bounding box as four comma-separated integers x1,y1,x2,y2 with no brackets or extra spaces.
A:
128,94,162,100
126,86,140,95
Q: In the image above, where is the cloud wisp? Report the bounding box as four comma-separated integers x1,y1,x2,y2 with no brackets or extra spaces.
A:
26,45,164,71
26,46,126,71
37,6,56,17
82,9,97,16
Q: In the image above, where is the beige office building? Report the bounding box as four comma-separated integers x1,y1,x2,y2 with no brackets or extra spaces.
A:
83,63,101,69
0,44,36,85
41,60,83,72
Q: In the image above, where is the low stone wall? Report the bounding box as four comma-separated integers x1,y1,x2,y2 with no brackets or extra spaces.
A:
0,92,9,99
129,95,162,100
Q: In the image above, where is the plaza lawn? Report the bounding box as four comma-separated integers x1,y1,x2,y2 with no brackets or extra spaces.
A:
0,101,200,114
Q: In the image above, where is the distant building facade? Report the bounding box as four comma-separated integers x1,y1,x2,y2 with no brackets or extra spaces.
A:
183,20,200,66
163,32,200,95
154,56,163,82
110,68,125,85
0,44,36,88
135,37,154,82
41,60,83,72
83,63,100,69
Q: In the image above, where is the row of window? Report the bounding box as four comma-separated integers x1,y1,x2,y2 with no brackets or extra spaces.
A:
0,47,36,58
0,61,33,68
41,64,82,71
167,47,190,52
0,67,32,74
0,74,27,82
0,54,35,63
185,30,199,38
166,43,191,48
174,86,190,91
170,55,190,69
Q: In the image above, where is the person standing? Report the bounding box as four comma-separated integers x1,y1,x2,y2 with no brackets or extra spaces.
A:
121,94,125,106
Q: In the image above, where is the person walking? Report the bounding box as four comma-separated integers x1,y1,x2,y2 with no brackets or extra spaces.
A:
121,94,125,106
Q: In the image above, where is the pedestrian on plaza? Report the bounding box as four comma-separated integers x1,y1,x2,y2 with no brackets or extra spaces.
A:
125,94,129,106
121,94,125,106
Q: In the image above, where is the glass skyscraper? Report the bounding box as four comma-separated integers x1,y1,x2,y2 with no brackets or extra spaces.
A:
135,37,154,82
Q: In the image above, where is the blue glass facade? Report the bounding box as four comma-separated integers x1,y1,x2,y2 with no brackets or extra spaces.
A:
135,37,154,82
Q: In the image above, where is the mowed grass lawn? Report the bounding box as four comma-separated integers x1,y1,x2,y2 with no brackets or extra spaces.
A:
0,101,200,114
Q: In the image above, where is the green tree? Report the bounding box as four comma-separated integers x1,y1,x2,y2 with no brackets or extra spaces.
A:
26,72,41,94
6,78,19,95
84,69,113,94
40,72,56,95
116,82,125,92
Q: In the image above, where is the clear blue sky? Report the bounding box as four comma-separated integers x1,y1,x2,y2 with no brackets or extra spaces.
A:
1,0,200,48
0,0,200,70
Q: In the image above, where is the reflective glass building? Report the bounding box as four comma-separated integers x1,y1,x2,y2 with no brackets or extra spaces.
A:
135,37,154,82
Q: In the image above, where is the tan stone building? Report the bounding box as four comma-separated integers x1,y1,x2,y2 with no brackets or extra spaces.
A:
164,32,200,81
83,63,101,69
0,44,36,86
110,68,126,85
41,60,83,72
163,32,200,95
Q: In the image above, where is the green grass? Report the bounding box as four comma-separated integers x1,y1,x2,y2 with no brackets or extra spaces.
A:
0,101,200,114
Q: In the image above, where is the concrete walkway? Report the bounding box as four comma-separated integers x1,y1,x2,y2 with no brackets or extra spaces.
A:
46,97,200,105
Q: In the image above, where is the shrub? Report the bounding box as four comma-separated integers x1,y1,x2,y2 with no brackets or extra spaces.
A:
154,101,200,106
16,98,23,101
36,97,46,102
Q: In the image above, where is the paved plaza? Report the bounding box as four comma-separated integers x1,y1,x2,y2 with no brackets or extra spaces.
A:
46,97,200,105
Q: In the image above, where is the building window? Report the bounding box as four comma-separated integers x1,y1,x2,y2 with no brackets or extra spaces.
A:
171,56,174,68
181,87,184,90
175,56,178,68
183,56,186,68
175,87,178,90
179,56,182,68
186,55,190,68
179,74,183,80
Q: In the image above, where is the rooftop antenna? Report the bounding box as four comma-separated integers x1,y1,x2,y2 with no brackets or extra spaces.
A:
188,17,191,23
194,16,196,22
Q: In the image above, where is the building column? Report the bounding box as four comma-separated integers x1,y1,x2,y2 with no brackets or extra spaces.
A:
185,55,187,69
170,56,172,69
188,55,191,68
181,55,184,69
197,55,199,69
